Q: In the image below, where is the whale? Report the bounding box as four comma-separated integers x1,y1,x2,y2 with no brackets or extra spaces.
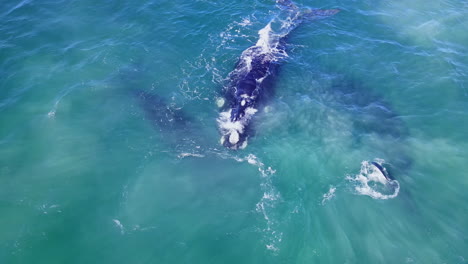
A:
370,161,393,181
217,1,339,149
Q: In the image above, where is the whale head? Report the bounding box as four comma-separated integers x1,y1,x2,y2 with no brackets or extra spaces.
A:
217,107,258,150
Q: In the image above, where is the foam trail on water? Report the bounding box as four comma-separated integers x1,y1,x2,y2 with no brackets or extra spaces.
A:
321,185,336,205
113,219,125,234
346,160,400,200
234,154,282,252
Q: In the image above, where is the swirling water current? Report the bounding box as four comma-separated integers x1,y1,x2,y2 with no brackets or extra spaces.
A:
1,0,467,263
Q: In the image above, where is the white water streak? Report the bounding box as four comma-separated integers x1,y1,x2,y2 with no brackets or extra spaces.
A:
235,154,282,252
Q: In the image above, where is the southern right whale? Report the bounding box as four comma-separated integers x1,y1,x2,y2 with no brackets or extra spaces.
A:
217,0,339,149
371,161,393,181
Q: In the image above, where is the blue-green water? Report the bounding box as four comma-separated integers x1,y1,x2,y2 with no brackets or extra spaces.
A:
1,0,467,263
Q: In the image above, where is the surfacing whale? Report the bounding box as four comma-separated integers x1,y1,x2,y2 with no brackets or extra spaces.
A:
217,1,339,149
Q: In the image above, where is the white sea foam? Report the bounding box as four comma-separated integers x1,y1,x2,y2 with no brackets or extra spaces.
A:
235,154,282,252
238,17,252,27
321,186,336,205
47,110,56,118
177,153,205,159
39,204,62,214
346,160,400,200
113,219,125,234
255,21,289,59
244,107,258,115
256,23,273,52
229,130,239,144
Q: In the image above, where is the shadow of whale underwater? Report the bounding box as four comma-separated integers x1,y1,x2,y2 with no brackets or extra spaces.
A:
131,89,216,152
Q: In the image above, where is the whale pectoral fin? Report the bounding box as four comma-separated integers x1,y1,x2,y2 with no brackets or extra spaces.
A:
302,8,340,20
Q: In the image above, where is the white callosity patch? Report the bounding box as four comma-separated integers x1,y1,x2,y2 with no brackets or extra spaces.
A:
217,107,258,148
229,130,239,144
256,23,274,53
346,160,400,200
177,153,205,159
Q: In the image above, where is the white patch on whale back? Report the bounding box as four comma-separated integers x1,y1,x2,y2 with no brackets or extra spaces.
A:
253,15,293,58
256,22,273,53
346,160,400,200
177,153,205,159
256,75,267,84
218,110,245,132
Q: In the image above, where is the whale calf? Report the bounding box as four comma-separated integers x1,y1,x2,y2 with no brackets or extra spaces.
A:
370,161,393,181
217,1,339,149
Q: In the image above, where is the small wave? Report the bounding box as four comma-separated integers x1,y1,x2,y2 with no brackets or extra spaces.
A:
346,160,400,200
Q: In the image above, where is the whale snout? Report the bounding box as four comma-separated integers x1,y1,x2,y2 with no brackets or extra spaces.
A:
217,107,257,150
220,130,248,149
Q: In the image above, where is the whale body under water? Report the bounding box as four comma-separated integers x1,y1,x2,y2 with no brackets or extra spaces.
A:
217,1,340,149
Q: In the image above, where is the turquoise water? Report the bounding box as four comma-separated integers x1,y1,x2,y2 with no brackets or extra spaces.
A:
1,0,467,263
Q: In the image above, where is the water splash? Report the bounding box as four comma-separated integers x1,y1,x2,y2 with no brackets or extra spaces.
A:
234,154,282,252
346,160,400,200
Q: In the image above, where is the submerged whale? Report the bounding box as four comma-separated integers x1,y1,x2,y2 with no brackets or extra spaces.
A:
217,1,339,149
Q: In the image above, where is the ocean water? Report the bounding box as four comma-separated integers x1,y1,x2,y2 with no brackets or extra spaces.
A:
1,0,467,263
